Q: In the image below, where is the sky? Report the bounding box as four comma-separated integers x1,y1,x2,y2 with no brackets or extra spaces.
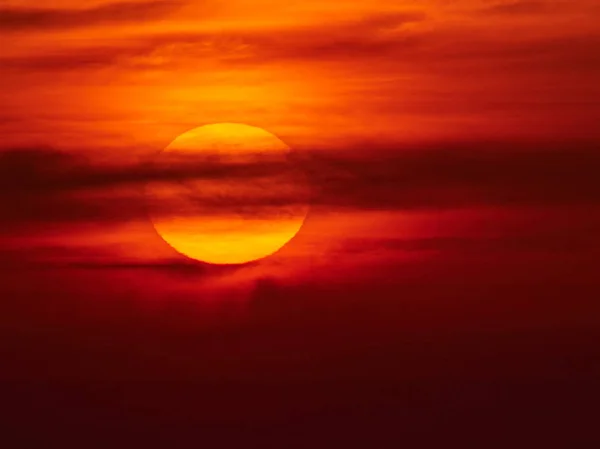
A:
1,0,599,149
1,1,600,447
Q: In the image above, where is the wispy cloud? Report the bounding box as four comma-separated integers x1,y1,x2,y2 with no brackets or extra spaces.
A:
1,142,599,226
476,1,570,16
3,9,598,81
0,1,183,32
0,10,427,71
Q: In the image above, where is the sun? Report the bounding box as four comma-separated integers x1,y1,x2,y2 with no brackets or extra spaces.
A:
145,123,309,265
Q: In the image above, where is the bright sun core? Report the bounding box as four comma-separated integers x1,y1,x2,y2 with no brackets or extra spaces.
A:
145,123,309,265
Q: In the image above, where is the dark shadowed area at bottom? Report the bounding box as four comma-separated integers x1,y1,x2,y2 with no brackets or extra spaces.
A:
1,247,599,449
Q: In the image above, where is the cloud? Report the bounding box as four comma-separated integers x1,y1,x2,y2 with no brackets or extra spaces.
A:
241,11,427,63
0,10,428,71
0,146,304,192
0,1,183,32
305,142,600,211
2,6,598,87
423,33,600,75
340,233,595,256
477,1,568,16
1,141,599,227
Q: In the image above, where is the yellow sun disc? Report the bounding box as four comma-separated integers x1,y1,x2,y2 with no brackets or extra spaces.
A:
145,123,309,265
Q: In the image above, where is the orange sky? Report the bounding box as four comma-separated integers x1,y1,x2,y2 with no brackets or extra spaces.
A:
3,4,600,443
1,0,599,297
1,0,599,153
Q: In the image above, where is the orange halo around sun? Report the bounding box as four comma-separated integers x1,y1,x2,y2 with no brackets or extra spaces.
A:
145,123,310,265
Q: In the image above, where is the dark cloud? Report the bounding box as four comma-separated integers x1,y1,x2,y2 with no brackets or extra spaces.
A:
2,7,599,90
341,233,597,256
243,11,427,63
424,33,600,75
306,141,600,211
0,1,183,31
0,146,309,226
0,147,298,192
477,1,568,16
1,141,599,227
0,244,216,276
0,10,427,71
0,46,140,71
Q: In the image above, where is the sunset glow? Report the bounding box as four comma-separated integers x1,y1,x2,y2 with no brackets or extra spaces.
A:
1,2,599,444
146,123,308,265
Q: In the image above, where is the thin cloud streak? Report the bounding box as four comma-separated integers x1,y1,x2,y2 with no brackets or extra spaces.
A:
0,1,184,31
1,142,599,226
0,10,427,71
476,1,574,16
2,15,598,83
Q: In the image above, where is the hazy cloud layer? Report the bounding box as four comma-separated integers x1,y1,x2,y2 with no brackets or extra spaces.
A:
1,142,599,226
0,1,182,31
476,1,584,16
0,11,426,70
2,9,598,84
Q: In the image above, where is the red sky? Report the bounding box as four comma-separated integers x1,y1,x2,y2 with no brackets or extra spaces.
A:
1,0,599,280
0,2,599,447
